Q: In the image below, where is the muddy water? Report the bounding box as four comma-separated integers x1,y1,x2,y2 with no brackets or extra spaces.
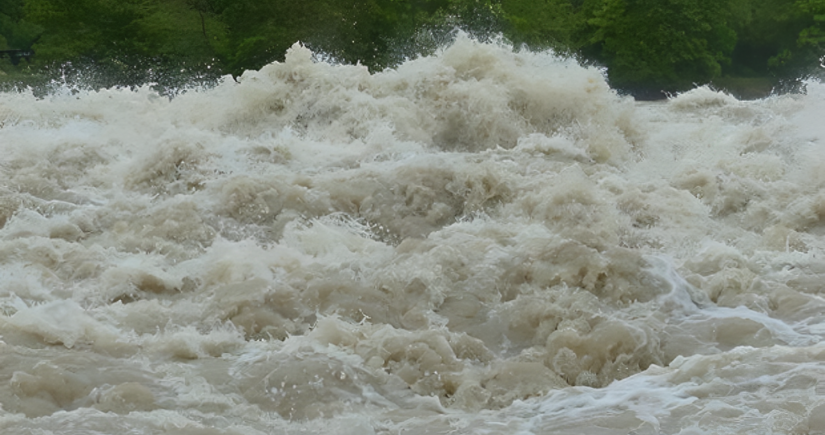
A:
1,37,824,434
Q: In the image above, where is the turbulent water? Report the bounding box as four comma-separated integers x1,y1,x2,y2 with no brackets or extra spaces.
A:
1,36,824,434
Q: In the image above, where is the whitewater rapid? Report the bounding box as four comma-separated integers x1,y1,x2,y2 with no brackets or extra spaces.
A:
1,37,824,434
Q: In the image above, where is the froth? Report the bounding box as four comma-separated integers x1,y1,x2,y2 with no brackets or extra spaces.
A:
1,36,824,434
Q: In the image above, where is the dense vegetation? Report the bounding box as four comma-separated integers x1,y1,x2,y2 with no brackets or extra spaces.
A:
1,0,824,96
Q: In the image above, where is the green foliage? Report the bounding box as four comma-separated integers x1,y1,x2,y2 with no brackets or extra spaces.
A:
22,0,223,64
585,0,737,91
4,0,228,90
797,0,825,54
210,0,491,75
130,0,227,62
210,0,311,74
0,0,42,50
2,0,824,95
501,0,587,52
389,0,503,63
499,0,807,93
724,0,808,77
23,0,143,61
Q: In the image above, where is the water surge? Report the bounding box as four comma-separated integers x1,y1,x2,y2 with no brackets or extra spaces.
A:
1,36,824,434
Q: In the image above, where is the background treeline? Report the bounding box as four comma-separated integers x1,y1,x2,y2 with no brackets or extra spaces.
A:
1,0,824,97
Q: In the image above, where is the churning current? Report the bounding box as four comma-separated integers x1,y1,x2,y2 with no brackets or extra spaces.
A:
1,36,824,435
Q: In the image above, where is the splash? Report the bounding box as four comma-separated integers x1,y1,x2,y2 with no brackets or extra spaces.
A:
1,36,824,434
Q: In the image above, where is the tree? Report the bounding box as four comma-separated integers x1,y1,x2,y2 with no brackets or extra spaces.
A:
585,0,737,93
794,0,825,71
723,0,809,78
128,0,227,66
23,0,145,61
210,0,493,75
0,0,42,51
6,0,823,94
14,0,227,90
501,0,586,52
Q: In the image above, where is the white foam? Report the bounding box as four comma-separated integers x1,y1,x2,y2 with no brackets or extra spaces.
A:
0,36,824,433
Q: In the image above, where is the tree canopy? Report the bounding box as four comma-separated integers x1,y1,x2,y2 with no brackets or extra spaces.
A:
1,0,823,96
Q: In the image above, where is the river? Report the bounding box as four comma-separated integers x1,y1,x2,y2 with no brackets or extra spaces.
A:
1,36,824,434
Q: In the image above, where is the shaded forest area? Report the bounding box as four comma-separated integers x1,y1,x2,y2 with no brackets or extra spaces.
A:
1,0,824,97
